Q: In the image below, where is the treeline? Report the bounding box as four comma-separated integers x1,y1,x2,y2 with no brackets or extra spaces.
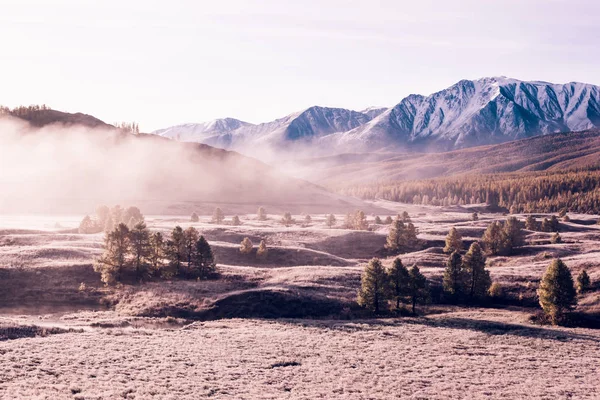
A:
338,169,600,214
94,223,216,285
79,205,144,234
0,104,51,117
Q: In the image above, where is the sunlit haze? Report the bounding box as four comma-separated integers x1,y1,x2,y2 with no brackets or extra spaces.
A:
1,0,598,131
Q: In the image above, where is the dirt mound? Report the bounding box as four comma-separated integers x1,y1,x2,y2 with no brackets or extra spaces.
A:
197,289,345,320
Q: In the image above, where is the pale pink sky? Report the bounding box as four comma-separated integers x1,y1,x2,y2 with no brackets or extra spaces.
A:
1,0,598,131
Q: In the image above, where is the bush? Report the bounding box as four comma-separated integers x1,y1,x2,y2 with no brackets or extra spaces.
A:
488,282,503,298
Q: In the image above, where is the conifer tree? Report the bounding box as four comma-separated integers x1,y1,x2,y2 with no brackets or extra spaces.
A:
463,242,491,299
443,251,466,296
326,214,337,228
281,212,294,227
191,235,216,279
94,223,131,285
257,207,267,221
183,227,199,272
525,215,537,231
148,231,165,276
482,221,506,255
408,265,429,314
374,216,382,225
357,258,390,314
576,270,591,294
231,215,241,226
538,258,577,324
401,211,411,222
384,216,393,224
256,240,268,260
166,226,185,276
212,207,225,224
190,212,199,222
353,210,368,230
104,215,115,233
388,258,409,310
240,237,253,255
472,212,479,221
304,215,312,225
443,227,463,254
503,216,525,253
129,221,151,278
78,215,96,234
96,205,110,227
551,232,562,244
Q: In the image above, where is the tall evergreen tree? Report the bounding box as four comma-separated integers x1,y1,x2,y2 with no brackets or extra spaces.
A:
183,227,199,272
148,231,165,276
408,265,429,314
576,270,591,294
166,226,185,276
212,207,225,224
443,227,463,254
191,236,216,279
129,222,151,278
388,258,409,310
525,215,537,231
538,258,577,324
443,251,466,296
357,258,390,314
463,242,491,299
190,212,199,222
257,207,267,221
482,221,506,255
503,216,525,253
326,214,337,228
231,215,241,226
94,223,131,285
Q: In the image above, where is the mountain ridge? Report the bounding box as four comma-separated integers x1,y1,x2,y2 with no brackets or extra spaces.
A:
152,77,600,155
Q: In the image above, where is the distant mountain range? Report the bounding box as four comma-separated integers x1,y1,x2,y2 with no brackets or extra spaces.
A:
153,77,600,155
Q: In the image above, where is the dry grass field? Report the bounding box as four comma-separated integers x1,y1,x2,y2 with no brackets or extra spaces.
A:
1,204,599,399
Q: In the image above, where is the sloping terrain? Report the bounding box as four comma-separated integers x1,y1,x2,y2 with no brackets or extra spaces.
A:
295,129,600,186
153,77,600,156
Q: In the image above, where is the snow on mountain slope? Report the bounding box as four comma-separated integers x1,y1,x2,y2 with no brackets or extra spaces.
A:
153,106,372,150
333,77,600,150
153,77,600,155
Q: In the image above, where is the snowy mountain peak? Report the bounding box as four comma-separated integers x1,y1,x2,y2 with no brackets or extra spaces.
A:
152,77,600,156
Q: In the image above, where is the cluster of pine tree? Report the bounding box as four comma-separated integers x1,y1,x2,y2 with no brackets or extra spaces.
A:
442,243,492,300
344,210,369,230
525,215,561,233
79,205,144,234
94,223,216,285
481,217,525,255
385,213,419,253
338,169,600,214
239,237,269,260
357,258,429,314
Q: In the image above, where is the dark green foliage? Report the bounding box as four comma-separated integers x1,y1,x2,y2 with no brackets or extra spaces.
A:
190,236,216,279
129,222,151,278
463,242,491,299
407,265,429,314
443,227,463,254
94,223,131,285
357,258,389,314
385,217,418,254
388,258,409,310
576,270,591,294
443,251,467,297
538,258,577,324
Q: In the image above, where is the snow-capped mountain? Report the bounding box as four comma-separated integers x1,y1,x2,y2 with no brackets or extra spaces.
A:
154,106,372,150
153,77,600,155
333,77,600,150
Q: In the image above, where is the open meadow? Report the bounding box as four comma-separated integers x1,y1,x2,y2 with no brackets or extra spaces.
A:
1,204,599,399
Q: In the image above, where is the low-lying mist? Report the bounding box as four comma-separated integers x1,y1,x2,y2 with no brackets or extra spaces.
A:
0,118,339,215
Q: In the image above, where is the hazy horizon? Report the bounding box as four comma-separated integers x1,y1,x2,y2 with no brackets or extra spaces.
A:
1,0,599,131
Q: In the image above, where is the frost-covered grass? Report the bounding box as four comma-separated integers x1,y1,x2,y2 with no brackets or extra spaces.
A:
0,310,599,399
